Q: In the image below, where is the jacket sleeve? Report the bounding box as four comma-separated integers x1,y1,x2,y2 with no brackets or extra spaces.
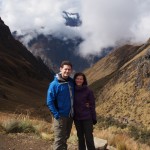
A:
47,82,60,119
88,90,97,121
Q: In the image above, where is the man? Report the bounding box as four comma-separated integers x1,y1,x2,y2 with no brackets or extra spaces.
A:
47,60,74,150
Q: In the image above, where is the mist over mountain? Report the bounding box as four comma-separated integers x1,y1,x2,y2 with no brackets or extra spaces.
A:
13,29,111,72
11,10,113,72
1,0,150,73
11,10,108,72
1,0,150,59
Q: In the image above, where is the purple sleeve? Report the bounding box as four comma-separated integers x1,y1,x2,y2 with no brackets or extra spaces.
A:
88,89,97,121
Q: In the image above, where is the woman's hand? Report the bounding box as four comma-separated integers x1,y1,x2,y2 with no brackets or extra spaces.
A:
93,120,97,125
85,103,90,108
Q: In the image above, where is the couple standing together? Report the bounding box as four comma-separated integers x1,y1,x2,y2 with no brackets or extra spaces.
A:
47,60,97,150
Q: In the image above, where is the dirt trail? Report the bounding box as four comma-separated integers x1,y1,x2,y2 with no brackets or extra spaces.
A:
0,133,78,150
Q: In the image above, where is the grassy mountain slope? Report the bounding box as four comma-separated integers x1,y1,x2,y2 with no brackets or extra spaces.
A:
85,39,150,128
85,44,142,85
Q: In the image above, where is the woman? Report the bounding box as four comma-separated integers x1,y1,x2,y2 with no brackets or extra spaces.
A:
73,72,97,150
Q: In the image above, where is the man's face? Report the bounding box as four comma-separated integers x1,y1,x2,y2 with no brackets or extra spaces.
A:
60,65,72,79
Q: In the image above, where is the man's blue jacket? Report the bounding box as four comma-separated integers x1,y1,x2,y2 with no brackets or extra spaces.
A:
47,73,74,119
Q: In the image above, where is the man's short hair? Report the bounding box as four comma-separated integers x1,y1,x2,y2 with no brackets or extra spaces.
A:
60,60,72,68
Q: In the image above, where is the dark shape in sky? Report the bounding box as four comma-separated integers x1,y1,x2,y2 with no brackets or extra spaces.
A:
62,11,82,27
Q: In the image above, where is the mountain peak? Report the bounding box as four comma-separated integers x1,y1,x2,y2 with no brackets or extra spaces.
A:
0,17,4,24
0,17,13,40
62,11,82,27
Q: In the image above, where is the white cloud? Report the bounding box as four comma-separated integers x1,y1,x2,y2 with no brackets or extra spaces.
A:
1,0,150,57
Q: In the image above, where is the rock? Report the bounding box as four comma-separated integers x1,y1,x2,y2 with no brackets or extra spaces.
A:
107,145,116,150
94,137,108,150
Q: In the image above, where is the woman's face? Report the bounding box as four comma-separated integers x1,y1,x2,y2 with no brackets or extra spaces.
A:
75,75,84,86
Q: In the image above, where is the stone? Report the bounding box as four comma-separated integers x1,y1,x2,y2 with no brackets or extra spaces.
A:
94,137,108,150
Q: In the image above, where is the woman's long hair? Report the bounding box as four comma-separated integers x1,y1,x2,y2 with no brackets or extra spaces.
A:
73,72,88,86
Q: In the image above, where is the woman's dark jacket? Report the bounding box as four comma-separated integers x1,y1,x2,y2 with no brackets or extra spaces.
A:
74,85,96,121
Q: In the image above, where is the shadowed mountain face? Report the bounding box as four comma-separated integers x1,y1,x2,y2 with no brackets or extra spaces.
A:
0,18,53,118
13,32,111,72
85,40,150,128
15,33,104,72
28,34,88,72
27,34,112,72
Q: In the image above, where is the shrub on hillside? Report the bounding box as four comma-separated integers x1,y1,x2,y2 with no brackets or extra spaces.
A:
129,125,150,145
2,119,36,133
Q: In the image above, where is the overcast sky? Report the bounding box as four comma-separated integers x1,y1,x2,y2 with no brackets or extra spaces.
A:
1,0,150,57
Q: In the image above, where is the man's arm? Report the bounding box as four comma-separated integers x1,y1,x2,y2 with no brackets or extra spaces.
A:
47,82,60,119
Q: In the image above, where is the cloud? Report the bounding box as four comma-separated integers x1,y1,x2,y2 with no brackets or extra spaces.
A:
1,0,150,57
78,0,150,57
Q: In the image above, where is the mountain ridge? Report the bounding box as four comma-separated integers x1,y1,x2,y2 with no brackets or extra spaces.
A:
85,39,150,128
0,17,53,119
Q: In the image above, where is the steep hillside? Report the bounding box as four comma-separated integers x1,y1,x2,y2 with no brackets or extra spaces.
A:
85,39,150,128
85,44,142,85
0,18,53,118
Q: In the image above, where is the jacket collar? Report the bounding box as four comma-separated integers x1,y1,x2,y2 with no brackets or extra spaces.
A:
55,73,69,82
